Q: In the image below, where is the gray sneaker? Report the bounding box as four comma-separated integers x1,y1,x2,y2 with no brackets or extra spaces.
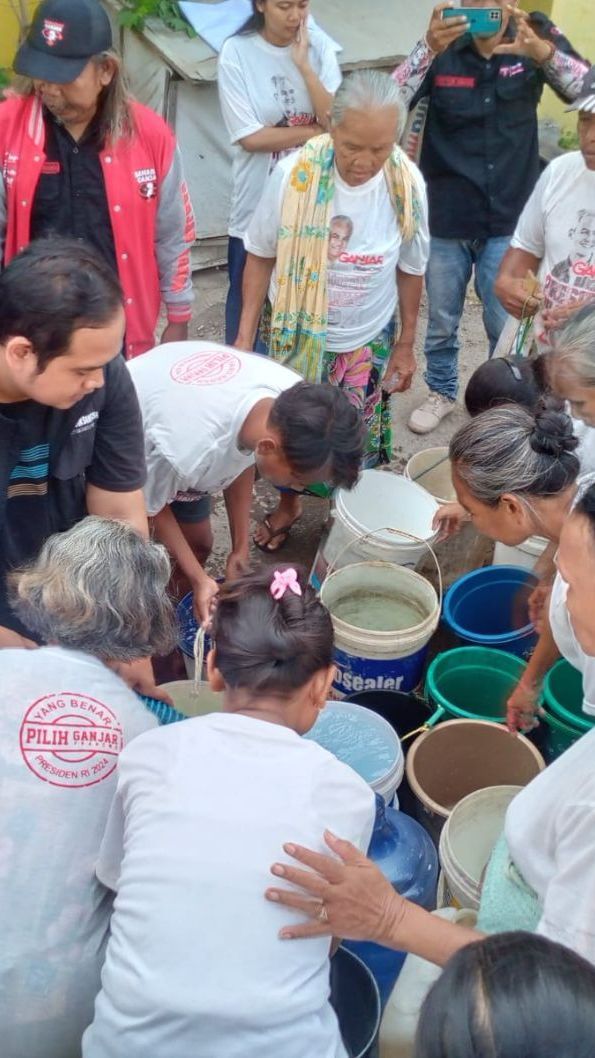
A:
408,392,455,435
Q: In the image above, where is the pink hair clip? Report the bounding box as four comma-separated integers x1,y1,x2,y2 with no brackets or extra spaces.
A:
270,568,303,601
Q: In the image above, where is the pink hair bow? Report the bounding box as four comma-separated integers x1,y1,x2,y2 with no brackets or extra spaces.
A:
270,568,303,601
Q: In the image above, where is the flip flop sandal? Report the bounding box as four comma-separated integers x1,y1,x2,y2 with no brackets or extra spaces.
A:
254,514,300,554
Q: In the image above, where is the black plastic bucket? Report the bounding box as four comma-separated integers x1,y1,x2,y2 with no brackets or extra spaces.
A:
330,946,381,1058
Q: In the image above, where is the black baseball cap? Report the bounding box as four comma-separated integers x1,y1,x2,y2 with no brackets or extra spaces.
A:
14,0,113,85
567,65,595,114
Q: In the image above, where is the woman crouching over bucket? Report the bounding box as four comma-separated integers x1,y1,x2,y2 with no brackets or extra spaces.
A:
83,567,376,1058
264,487,595,986
0,517,177,1058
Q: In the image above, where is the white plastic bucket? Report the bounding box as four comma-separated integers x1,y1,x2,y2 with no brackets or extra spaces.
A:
305,699,404,804
321,561,440,698
160,680,222,718
493,535,548,571
438,785,522,911
380,907,478,1058
405,447,456,505
310,470,438,589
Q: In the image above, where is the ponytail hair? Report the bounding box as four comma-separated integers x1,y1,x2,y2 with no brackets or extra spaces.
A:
449,402,580,507
211,566,334,696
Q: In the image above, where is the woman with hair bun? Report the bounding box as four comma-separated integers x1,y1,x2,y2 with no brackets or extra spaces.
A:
446,402,595,732
83,567,375,1058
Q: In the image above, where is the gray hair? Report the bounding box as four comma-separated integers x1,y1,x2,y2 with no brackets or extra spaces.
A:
449,405,580,506
10,517,176,662
330,70,406,138
549,302,595,389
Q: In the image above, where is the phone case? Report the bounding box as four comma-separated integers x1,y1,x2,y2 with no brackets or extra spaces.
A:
443,7,503,36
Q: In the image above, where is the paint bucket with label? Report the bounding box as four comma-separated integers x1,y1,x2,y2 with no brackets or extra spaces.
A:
405,719,545,845
305,700,404,805
321,559,441,698
159,680,222,718
405,446,456,505
425,646,527,725
310,470,438,590
493,535,549,571
438,785,522,910
443,566,538,658
542,659,595,759
330,947,381,1058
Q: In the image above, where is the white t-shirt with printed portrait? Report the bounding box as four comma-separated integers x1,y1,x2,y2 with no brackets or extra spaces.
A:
511,152,595,330
244,154,430,352
82,712,376,1058
0,646,158,1058
218,25,342,238
127,342,300,516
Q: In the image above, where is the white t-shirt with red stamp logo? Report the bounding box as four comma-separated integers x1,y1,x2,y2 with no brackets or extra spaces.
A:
218,27,342,238
0,646,158,1058
128,343,299,516
244,155,430,352
511,152,595,339
82,712,375,1058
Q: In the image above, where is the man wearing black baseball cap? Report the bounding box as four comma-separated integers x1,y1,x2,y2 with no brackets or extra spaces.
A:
0,0,195,359
496,64,595,340
14,0,113,85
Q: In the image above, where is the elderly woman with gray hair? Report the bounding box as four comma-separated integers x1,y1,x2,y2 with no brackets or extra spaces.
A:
235,69,430,550
0,517,177,1058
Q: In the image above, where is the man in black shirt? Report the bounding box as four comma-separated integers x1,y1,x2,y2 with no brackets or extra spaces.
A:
0,239,153,685
393,1,588,433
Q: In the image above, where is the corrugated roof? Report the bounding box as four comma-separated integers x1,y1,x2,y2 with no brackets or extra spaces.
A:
105,0,434,83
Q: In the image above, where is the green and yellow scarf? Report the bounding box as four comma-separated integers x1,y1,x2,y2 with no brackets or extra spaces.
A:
269,133,423,382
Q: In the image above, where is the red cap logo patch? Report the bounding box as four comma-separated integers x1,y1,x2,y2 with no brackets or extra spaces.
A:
42,19,65,47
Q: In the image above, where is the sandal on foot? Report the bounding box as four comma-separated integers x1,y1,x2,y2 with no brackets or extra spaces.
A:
254,515,300,554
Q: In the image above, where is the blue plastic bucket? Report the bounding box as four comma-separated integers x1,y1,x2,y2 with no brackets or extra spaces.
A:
305,701,404,805
443,565,538,659
176,592,212,679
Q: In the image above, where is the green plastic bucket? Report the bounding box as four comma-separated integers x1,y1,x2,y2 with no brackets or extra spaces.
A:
542,660,595,759
425,647,527,726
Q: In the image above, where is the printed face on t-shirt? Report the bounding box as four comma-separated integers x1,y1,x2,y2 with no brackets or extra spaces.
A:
328,216,354,261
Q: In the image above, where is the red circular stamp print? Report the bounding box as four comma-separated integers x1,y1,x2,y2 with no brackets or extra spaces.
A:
19,692,124,789
170,349,241,386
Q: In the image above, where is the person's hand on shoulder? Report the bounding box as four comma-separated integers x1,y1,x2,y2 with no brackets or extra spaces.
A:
426,2,469,55
266,831,406,943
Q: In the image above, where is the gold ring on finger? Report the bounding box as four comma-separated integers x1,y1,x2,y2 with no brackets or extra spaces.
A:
316,902,329,923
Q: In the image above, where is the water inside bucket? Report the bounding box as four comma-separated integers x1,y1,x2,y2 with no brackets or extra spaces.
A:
305,704,400,785
332,591,427,632
436,666,515,720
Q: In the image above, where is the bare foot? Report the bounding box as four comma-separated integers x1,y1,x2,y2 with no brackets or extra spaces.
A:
254,493,303,551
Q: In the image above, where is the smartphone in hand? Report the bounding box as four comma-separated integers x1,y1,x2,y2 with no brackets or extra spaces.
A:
443,6,503,38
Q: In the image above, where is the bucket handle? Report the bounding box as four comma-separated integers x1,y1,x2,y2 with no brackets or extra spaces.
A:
323,525,443,612
398,704,445,744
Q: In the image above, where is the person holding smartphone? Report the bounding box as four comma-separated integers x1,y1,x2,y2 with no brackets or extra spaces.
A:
392,1,588,435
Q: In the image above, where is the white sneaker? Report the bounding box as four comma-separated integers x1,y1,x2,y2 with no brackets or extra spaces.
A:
408,392,455,435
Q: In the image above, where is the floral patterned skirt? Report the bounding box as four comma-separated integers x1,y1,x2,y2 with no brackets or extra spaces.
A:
328,322,395,468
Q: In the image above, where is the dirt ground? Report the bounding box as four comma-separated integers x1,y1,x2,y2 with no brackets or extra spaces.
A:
188,268,495,588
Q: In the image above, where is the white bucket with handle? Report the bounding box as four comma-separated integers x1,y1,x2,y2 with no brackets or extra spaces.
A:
320,528,442,698
310,470,438,590
493,535,549,571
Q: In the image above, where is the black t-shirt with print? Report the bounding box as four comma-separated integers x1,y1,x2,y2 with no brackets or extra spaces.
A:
0,355,146,636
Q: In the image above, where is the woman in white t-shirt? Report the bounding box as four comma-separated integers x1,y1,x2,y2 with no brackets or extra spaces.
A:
0,517,178,1058
237,69,430,550
218,0,342,344
83,566,375,1058
265,487,595,973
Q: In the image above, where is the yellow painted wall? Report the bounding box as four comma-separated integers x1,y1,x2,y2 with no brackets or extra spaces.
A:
0,2,37,70
522,0,595,132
